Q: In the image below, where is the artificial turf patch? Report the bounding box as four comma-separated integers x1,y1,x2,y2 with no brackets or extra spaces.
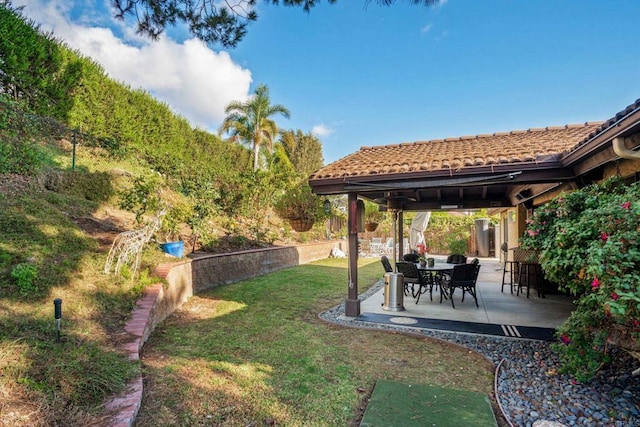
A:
360,380,497,427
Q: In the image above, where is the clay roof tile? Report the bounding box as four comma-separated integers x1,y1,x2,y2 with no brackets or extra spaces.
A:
310,122,605,180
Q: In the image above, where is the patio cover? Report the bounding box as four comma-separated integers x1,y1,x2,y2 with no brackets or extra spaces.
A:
308,123,605,209
308,98,640,316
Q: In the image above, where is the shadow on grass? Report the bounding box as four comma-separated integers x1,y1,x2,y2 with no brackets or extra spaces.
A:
0,182,151,425
136,260,496,426
0,302,140,425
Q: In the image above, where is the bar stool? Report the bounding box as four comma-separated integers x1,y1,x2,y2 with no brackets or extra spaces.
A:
512,248,544,298
516,262,544,298
500,243,516,294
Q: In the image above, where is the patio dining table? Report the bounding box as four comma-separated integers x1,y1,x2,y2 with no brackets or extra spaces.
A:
417,262,458,273
416,262,458,301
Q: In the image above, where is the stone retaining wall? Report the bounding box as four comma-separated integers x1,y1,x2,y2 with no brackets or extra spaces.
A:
153,240,347,342
192,240,346,292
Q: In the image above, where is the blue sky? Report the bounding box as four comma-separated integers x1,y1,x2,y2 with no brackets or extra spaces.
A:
13,0,640,164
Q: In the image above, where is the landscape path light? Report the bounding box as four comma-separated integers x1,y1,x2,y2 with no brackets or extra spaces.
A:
54,298,62,343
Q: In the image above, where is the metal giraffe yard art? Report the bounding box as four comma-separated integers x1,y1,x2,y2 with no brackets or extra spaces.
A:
104,212,163,276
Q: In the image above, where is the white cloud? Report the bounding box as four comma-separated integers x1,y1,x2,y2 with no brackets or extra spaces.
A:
420,23,433,34
311,124,334,138
13,0,252,131
436,30,449,42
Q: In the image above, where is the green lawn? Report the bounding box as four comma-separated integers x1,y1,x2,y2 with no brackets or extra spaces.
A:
136,258,496,426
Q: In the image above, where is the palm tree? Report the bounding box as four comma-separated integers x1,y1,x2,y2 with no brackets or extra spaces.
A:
219,84,290,171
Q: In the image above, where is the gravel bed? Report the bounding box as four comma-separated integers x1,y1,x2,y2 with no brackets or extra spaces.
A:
319,281,640,427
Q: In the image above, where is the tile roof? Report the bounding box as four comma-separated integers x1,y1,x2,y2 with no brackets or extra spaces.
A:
311,122,604,180
569,98,640,154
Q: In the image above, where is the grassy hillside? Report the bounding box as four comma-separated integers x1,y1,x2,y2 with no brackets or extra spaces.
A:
0,140,329,426
0,8,335,423
0,89,329,427
0,168,164,425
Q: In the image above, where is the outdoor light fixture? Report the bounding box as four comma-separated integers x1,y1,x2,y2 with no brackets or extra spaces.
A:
54,298,62,343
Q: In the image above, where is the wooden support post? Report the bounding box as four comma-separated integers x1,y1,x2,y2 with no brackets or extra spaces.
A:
397,210,404,261
345,192,360,317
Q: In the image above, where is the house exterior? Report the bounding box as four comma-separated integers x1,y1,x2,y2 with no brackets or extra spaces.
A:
308,98,640,316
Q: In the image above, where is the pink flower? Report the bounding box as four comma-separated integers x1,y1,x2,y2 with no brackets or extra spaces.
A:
591,277,600,289
611,291,619,301
621,201,631,209
528,229,539,237
600,232,609,242
560,334,571,345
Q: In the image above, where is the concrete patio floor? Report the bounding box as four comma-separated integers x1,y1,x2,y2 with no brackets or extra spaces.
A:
358,257,576,340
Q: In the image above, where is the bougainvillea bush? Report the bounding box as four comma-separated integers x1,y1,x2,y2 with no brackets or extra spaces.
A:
521,177,640,381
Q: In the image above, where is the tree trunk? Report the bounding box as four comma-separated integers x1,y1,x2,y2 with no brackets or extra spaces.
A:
253,142,260,171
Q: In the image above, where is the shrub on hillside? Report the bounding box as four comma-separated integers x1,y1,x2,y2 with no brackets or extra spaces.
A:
41,169,114,202
11,262,38,296
0,96,52,174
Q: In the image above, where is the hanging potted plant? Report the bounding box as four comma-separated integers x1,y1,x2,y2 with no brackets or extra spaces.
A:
274,182,327,232
364,200,384,232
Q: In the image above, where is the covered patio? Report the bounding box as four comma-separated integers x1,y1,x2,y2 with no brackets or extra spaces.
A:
358,257,575,340
309,98,640,319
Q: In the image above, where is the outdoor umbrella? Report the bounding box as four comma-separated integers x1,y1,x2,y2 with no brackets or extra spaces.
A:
409,211,431,251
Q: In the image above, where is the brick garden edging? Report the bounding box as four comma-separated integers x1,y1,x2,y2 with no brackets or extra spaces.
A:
106,240,346,426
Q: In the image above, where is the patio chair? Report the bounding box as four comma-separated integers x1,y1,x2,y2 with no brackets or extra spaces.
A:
382,237,394,256
394,259,414,296
446,254,467,264
439,263,481,309
371,237,383,254
380,256,393,273
402,252,419,263
359,239,371,255
396,261,434,303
